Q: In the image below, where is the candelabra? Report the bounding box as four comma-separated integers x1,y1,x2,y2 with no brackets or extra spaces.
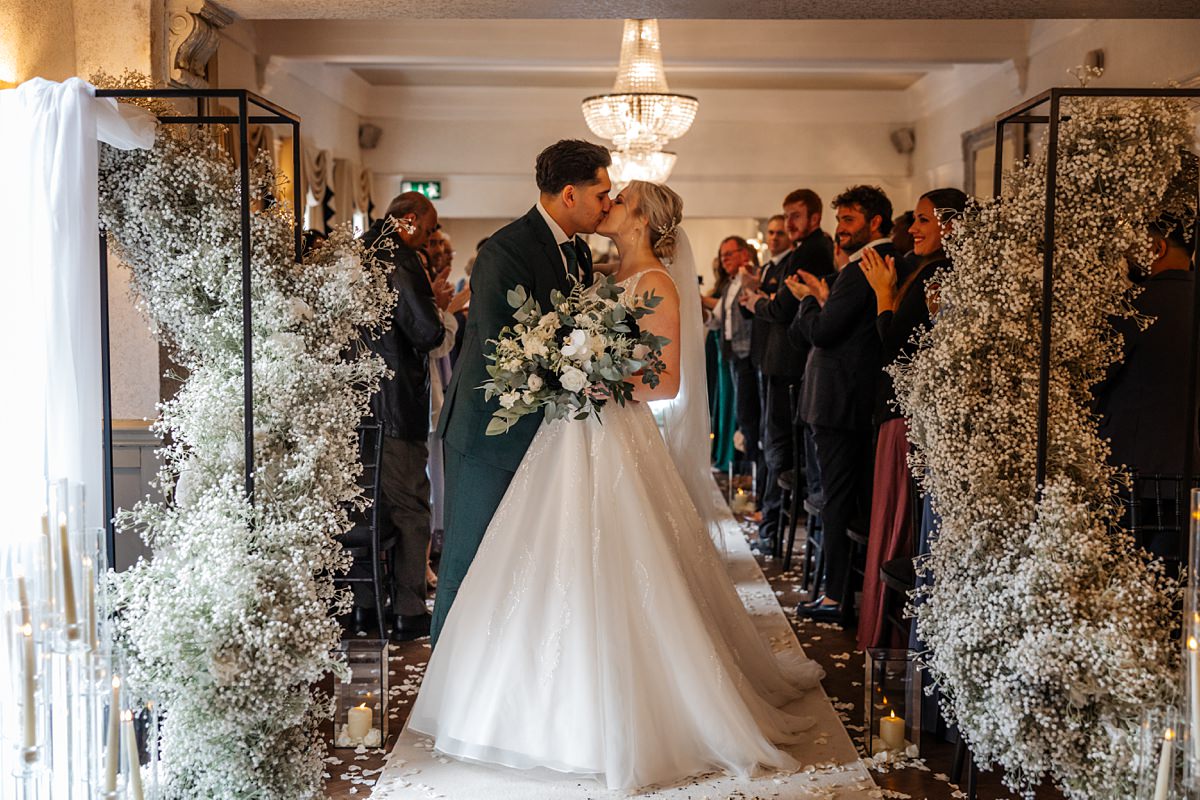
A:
1,479,153,799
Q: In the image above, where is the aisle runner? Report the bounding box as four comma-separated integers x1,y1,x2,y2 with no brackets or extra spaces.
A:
372,521,876,799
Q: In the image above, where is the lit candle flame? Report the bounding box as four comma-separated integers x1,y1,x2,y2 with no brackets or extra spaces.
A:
20,623,32,638
1189,636,1198,652
889,709,896,719
356,703,369,710
1165,728,1176,741
113,675,122,690
122,710,133,722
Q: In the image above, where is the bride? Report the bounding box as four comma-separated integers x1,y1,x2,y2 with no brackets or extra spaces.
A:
406,181,822,792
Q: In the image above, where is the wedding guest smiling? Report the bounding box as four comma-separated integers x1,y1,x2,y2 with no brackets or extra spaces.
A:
855,187,967,650
788,185,895,622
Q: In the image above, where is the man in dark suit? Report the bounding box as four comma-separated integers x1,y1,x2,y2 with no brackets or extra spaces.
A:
1096,216,1198,558
790,185,895,621
431,139,612,646
361,192,452,640
740,190,835,549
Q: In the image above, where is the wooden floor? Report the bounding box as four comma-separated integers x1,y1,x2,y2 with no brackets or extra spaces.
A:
323,523,1064,800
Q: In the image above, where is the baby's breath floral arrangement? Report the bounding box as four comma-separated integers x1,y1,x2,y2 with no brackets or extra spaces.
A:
481,275,668,435
97,127,394,799
893,95,1193,799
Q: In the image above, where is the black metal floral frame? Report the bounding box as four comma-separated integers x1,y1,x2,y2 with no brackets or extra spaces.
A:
92,88,303,564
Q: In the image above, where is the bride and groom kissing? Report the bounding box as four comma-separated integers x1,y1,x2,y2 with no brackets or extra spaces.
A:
410,139,823,791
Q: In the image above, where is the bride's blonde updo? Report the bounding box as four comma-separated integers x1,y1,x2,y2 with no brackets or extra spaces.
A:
626,180,684,261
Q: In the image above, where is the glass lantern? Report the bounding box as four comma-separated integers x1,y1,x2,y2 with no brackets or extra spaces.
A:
332,639,388,749
1138,706,1186,800
864,648,921,756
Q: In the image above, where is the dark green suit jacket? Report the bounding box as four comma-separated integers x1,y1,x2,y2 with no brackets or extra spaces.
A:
437,205,594,472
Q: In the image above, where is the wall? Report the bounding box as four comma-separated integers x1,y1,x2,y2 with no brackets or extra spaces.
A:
908,19,1200,197
216,22,368,167
363,84,913,228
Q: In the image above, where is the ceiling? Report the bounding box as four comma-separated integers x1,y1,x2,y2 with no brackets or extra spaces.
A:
223,0,1200,20
252,19,1036,93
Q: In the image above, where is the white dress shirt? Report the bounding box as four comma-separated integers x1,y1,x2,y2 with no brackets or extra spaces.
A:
535,200,575,274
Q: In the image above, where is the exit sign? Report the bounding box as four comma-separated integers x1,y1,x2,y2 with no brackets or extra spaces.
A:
402,180,442,200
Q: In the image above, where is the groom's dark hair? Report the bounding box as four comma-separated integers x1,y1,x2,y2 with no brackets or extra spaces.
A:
535,139,612,195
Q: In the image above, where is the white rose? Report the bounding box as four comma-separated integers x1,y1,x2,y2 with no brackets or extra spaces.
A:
560,365,588,393
526,374,544,392
632,343,651,361
522,334,548,358
499,391,519,409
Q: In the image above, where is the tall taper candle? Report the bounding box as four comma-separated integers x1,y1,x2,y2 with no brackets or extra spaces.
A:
59,514,79,639
21,623,35,755
16,568,31,628
105,675,121,792
1188,636,1200,770
122,710,144,800
83,558,98,651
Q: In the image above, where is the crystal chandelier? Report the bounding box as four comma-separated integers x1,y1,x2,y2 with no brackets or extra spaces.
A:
581,19,698,184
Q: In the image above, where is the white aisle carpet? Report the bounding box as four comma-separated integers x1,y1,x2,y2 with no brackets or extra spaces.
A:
371,521,877,800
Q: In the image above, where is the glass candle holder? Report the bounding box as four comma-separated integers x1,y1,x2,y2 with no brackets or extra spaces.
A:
864,648,921,756
1139,706,1185,800
1184,489,1200,788
332,639,388,749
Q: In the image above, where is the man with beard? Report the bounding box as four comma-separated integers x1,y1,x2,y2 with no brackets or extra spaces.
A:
790,185,894,622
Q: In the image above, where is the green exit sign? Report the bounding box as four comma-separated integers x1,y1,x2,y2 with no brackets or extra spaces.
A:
402,180,442,200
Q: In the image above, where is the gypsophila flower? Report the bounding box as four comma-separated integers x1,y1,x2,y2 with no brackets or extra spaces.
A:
97,115,393,800
892,95,1191,800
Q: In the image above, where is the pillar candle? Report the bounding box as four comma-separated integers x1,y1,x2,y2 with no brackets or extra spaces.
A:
105,676,122,793
347,703,372,741
1154,727,1175,800
879,709,906,752
40,514,55,613
21,623,35,753
122,710,145,800
58,514,79,638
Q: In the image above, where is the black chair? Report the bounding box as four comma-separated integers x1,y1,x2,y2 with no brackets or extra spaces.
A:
1123,472,1195,571
840,523,870,626
877,475,925,644
335,421,397,640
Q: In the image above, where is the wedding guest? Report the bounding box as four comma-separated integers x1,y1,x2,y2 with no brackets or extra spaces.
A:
856,188,966,650
424,227,460,588
707,236,761,468
1096,213,1199,558
740,193,834,549
705,255,737,471
788,185,895,622
361,191,452,641
891,211,915,256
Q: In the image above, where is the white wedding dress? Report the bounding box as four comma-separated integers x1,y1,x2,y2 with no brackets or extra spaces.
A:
407,268,823,792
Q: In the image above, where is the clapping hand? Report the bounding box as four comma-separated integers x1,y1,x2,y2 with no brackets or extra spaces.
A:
447,284,471,315
739,289,767,312
783,273,810,301
794,270,830,306
739,266,762,293
432,265,454,310
859,247,897,312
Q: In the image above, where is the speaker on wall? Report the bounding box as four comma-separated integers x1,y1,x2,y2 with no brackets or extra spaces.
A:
359,123,382,150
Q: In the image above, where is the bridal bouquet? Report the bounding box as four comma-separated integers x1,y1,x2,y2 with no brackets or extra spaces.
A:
481,275,669,435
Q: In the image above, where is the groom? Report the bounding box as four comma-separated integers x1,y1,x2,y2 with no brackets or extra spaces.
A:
431,139,613,645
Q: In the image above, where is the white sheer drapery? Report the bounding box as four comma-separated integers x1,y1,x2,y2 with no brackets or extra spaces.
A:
0,77,154,547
